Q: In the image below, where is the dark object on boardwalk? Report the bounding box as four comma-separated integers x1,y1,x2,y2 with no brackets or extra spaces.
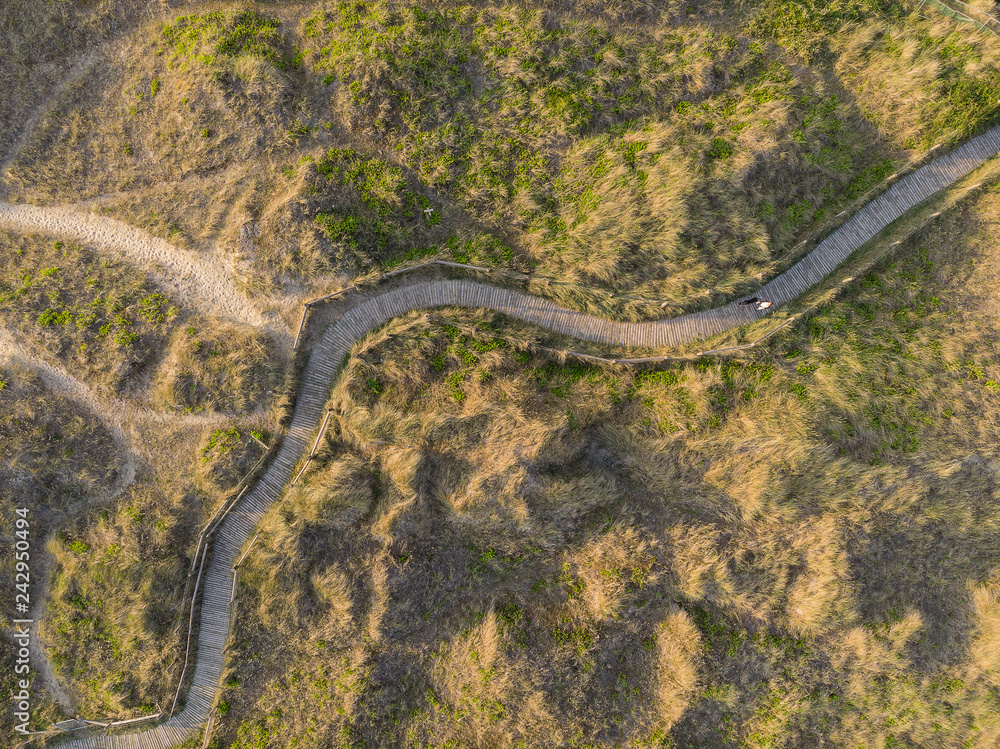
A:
738,297,760,306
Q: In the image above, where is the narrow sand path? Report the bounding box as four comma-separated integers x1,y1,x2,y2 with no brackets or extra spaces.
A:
0,328,134,479
0,328,225,445
0,202,289,350
0,49,103,180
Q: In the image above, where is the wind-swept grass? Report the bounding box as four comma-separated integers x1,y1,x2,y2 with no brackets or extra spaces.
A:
151,317,280,414
40,413,271,719
8,1,998,306
0,366,124,728
300,1,901,305
211,184,1000,749
5,1,1000,743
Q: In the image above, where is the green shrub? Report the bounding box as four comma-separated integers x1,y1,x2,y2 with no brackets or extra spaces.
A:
706,137,735,160
162,10,288,69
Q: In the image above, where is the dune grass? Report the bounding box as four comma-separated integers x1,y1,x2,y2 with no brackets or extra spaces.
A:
4,7,297,203
211,182,1000,749
0,348,274,723
0,231,278,719
5,1,998,308
0,0,154,171
38,412,273,720
300,1,886,302
0,366,123,731
2,0,1000,744
0,230,279,413
0,232,182,397
151,317,281,415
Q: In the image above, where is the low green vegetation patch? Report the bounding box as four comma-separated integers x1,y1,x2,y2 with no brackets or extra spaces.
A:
161,9,292,71
198,426,266,490
0,234,180,394
310,146,446,267
747,0,895,59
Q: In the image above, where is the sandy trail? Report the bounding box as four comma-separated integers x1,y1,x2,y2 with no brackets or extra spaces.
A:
0,201,291,352
0,328,226,442
0,45,292,348
0,328,135,476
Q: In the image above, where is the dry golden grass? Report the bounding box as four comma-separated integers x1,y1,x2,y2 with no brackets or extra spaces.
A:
210,181,1000,748
5,0,1000,745
11,0,997,309
0,230,280,416
833,11,1000,148
6,7,294,203
2,0,995,322
151,316,280,414
0,1,155,173
36,409,273,720
0,363,185,726
968,579,1000,685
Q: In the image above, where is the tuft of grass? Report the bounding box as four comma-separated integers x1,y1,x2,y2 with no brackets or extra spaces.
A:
151,317,280,414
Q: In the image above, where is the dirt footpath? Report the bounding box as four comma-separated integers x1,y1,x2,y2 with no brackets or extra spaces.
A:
0,201,288,341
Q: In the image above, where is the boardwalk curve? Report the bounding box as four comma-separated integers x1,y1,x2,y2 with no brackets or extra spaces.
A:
49,123,1000,748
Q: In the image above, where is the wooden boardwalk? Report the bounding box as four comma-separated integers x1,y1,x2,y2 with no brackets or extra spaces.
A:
57,125,1000,748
